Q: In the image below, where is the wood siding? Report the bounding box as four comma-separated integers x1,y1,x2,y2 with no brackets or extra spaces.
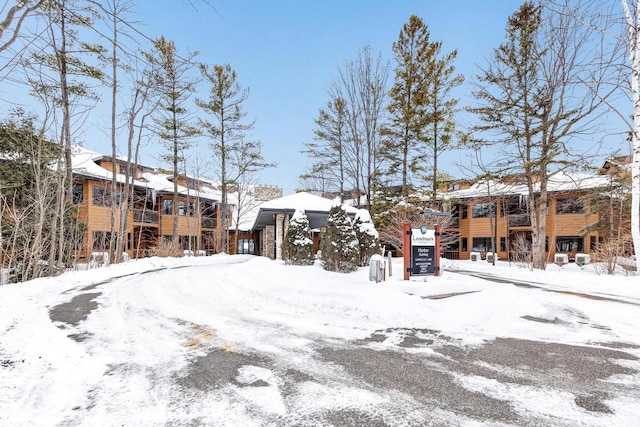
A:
450,192,601,262
73,179,239,259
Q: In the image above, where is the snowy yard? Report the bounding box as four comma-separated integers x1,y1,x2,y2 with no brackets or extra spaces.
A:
1,254,639,426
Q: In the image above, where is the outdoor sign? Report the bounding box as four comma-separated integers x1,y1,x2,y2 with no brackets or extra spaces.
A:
411,226,436,275
403,223,441,280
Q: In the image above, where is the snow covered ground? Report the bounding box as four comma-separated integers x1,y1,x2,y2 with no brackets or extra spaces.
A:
1,254,639,426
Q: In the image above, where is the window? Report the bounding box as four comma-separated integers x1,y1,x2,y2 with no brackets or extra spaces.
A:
238,239,255,255
472,203,496,218
448,183,460,191
92,186,122,207
500,237,506,252
461,204,468,220
187,180,199,191
500,196,529,216
461,237,468,252
179,235,198,250
178,201,196,217
555,236,584,253
445,240,459,251
589,236,603,252
163,200,173,215
73,235,84,251
556,198,584,215
119,164,136,176
472,237,494,252
72,183,84,204
92,231,112,250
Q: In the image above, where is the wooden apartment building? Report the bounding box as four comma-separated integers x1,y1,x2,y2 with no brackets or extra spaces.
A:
440,171,623,262
71,146,280,261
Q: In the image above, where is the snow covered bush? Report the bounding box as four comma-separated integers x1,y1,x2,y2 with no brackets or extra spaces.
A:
320,205,359,273
281,209,315,266
354,209,381,267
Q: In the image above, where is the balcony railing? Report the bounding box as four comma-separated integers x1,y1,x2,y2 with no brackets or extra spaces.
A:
508,213,531,227
201,217,217,229
441,250,460,260
133,209,159,224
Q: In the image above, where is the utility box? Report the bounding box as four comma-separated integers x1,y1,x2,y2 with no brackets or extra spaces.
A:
470,252,480,261
575,253,590,267
369,255,385,283
554,254,569,266
486,252,496,263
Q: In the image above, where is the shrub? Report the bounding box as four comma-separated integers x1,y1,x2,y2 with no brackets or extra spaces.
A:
320,205,359,273
282,209,315,265
152,239,183,258
354,209,381,267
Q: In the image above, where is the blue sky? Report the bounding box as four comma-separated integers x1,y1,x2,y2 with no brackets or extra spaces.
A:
3,0,630,195
130,0,527,195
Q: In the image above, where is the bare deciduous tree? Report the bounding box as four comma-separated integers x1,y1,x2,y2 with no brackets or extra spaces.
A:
331,45,389,209
0,1,44,54
469,1,621,270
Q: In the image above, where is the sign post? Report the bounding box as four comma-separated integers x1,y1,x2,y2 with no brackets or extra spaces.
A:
403,223,411,281
404,224,441,279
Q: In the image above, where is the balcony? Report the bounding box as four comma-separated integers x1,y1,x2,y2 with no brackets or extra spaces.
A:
133,209,159,224
508,213,531,227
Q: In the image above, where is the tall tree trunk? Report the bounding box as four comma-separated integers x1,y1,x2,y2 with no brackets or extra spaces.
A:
58,0,73,203
172,97,179,242
623,0,640,273
535,178,549,269
109,1,119,263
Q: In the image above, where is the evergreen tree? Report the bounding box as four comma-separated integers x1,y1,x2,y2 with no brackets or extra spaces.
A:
145,36,198,242
281,209,314,266
382,15,432,194
320,205,359,273
353,209,380,267
419,39,463,199
197,63,256,253
382,15,462,196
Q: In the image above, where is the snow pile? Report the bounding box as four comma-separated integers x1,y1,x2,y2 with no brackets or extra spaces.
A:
0,254,639,425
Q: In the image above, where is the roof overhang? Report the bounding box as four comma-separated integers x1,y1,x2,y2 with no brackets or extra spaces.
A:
252,208,355,231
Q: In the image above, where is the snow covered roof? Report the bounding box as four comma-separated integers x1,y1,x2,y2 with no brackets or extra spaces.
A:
251,192,359,231
445,172,614,200
71,145,221,203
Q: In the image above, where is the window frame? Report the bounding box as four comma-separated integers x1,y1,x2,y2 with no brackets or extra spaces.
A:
472,202,496,218
163,199,173,215
555,198,584,215
92,231,112,250
555,236,584,253
238,239,255,255
472,237,494,252
72,183,84,204
92,186,122,207
460,204,468,220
